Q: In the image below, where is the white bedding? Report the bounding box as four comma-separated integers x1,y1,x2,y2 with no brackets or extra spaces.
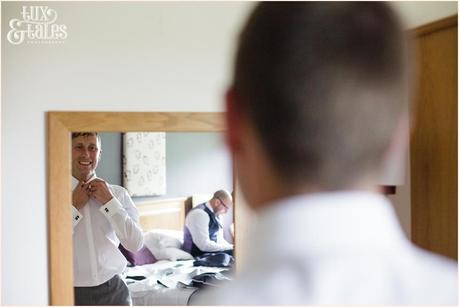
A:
122,260,228,305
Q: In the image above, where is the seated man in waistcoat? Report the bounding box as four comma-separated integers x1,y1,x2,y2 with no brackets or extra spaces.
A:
183,190,234,257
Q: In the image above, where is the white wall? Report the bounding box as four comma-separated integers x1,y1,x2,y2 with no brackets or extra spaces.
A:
2,2,456,304
390,1,457,29
163,132,232,198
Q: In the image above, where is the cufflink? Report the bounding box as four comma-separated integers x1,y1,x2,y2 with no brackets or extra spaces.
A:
75,216,79,220
105,208,109,213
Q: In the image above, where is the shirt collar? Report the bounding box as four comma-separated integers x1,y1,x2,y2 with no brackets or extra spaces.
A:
204,201,215,213
71,173,97,189
253,191,409,256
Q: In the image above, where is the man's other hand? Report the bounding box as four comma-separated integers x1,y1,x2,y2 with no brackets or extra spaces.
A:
88,179,114,205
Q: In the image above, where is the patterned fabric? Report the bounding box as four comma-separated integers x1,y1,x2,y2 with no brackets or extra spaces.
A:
123,132,166,197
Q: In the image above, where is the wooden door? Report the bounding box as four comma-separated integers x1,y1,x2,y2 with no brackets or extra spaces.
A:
411,16,458,260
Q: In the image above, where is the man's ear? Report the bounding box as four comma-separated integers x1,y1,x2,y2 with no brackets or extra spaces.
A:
225,87,245,155
390,114,410,155
381,113,410,180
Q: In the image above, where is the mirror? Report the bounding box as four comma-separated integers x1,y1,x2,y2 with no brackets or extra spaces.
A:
48,112,251,305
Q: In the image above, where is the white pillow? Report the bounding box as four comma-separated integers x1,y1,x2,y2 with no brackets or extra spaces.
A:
144,232,181,249
143,231,193,261
150,229,184,244
161,247,194,261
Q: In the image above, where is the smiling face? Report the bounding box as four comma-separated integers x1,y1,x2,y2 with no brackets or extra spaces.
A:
72,134,101,182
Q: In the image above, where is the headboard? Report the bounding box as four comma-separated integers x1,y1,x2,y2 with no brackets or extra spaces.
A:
135,197,192,232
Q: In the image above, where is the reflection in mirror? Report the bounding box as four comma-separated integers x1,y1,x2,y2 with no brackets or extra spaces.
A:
72,131,234,306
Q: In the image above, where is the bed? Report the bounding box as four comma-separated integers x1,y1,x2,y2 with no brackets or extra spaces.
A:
121,197,232,305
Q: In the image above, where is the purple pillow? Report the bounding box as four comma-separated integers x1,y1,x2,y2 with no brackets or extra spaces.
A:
118,244,157,266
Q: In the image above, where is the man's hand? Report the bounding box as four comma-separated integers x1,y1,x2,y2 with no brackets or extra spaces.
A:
88,179,114,205
73,181,89,210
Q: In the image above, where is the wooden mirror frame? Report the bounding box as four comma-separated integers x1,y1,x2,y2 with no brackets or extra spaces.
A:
47,111,240,305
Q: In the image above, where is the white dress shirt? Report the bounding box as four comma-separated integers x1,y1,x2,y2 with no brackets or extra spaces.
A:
194,191,457,305
185,202,233,252
72,175,143,287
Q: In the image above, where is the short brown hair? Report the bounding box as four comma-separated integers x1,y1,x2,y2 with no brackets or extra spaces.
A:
234,2,411,188
72,132,101,145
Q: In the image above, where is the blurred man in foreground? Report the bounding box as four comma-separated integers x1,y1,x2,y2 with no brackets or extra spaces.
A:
194,2,457,305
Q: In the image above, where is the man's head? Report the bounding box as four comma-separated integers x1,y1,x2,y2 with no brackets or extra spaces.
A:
226,3,411,208
210,190,233,216
72,132,102,182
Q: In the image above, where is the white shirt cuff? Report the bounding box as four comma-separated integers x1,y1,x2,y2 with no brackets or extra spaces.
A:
99,197,124,218
72,206,83,228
